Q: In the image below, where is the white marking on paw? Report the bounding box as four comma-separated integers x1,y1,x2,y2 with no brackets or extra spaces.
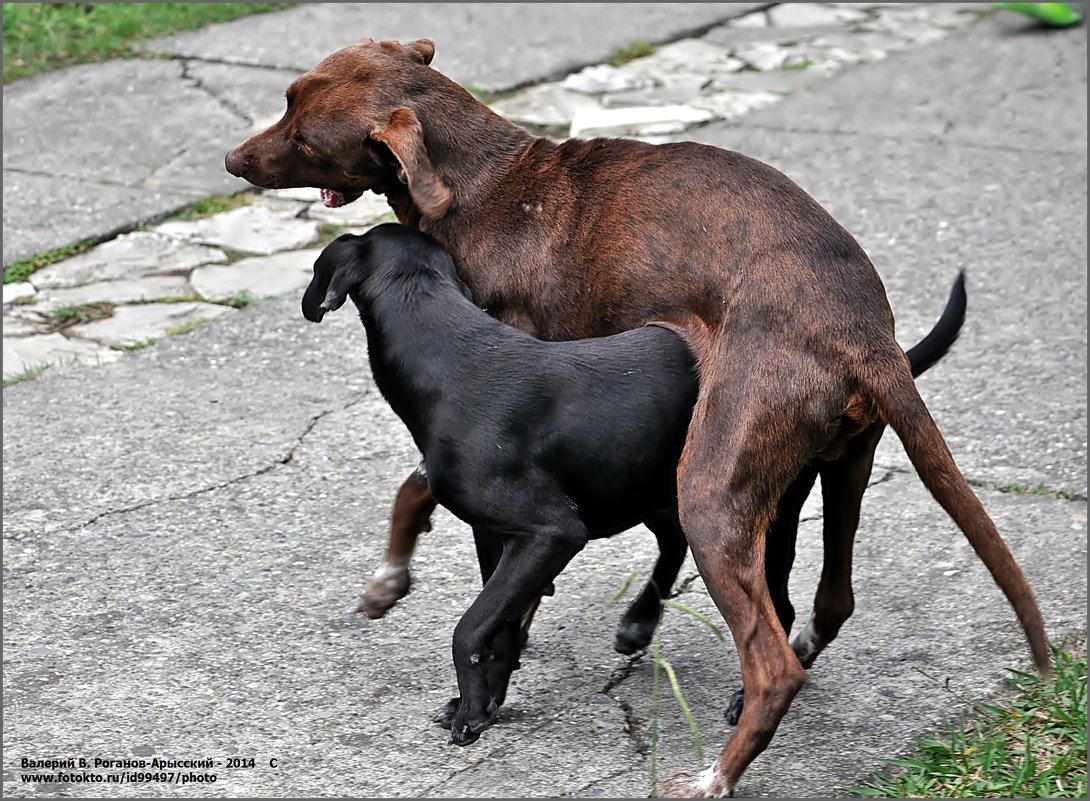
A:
697,765,722,795
790,618,820,665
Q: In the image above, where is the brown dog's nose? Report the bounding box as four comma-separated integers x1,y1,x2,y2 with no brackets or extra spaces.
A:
224,147,249,178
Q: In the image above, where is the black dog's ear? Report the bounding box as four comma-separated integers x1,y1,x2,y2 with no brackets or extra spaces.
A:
302,237,361,323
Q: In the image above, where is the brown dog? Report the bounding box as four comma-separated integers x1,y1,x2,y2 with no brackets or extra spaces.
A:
226,38,1050,797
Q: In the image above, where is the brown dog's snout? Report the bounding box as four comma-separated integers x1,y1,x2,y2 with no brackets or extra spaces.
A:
224,147,250,179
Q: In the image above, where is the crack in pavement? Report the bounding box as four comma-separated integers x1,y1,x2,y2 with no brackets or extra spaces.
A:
180,58,255,127
47,396,367,537
600,651,652,757
416,717,557,796
874,464,1087,502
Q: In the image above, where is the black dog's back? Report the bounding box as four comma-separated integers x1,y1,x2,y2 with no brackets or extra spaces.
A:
425,325,697,536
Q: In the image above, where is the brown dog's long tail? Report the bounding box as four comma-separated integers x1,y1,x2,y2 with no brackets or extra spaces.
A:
863,357,1052,676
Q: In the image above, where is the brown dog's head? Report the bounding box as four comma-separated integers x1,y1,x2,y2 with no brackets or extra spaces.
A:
225,38,451,219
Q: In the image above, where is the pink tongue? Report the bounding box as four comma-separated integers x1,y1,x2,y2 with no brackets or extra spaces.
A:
320,188,346,208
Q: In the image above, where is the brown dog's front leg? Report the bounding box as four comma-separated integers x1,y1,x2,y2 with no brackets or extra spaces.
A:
358,464,437,618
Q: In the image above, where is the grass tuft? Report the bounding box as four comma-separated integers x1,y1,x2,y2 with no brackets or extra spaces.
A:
223,289,256,309
782,58,814,71
165,319,209,337
604,40,655,67
855,644,1087,798
3,362,51,387
4,3,293,83
49,301,115,330
167,192,253,222
123,337,158,352
4,241,96,285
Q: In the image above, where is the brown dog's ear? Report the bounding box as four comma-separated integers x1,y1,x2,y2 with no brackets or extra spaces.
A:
404,38,435,65
372,107,452,220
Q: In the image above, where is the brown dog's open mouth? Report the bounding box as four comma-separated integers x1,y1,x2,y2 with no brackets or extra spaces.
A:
320,188,364,208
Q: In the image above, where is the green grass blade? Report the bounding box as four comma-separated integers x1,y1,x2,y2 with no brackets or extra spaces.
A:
662,598,725,642
612,572,637,605
659,656,704,762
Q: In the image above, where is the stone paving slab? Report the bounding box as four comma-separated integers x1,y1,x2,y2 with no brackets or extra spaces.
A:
154,205,319,257
2,283,35,305
65,301,236,350
191,248,323,304
31,276,195,313
28,233,227,290
3,332,120,378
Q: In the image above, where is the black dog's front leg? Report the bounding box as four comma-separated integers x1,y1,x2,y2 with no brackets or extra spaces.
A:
446,524,586,746
433,527,520,728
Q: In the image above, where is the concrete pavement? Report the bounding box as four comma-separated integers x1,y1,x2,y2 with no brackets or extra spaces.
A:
3,4,1086,798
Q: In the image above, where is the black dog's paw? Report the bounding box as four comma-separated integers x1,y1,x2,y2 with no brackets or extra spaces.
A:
614,620,655,656
448,723,481,747
448,710,491,746
432,697,460,727
723,688,745,725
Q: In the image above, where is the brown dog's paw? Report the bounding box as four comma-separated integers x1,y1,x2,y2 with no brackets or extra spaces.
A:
357,564,411,618
658,768,733,798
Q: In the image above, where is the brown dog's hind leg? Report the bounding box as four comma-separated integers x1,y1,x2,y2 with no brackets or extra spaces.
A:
724,464,818,725
658,344,850,798
358,464,437,618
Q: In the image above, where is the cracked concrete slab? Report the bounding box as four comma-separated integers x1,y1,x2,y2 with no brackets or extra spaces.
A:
741,14,1088,153
2,60,244,190
137,4,764,91
1,171,204,267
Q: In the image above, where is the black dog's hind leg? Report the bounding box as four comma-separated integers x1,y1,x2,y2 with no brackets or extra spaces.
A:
724,464,818,725
614,506,688,655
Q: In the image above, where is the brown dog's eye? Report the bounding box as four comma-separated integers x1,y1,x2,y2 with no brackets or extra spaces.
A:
292,133,317,158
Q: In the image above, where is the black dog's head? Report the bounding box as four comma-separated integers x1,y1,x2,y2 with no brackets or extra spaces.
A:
302,232,368,323
302,223,470,323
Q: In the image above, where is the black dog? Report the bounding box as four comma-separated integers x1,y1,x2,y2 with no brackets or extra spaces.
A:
302,224,966,745
304,224,697,745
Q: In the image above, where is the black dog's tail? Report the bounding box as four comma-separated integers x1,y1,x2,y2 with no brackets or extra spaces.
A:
905,271,966,378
